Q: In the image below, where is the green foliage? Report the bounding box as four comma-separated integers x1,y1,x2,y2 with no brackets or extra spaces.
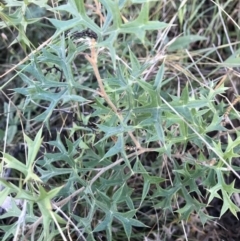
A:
1,0,240,240
167,35,207,52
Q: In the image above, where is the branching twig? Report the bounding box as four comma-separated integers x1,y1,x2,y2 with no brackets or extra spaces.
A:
85,39,142,149
54,147,158,208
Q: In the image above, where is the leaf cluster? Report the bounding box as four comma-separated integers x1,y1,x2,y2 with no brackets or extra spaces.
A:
1,0,240,241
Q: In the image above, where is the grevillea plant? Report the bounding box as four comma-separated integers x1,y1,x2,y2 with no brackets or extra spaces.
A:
1,0,240,240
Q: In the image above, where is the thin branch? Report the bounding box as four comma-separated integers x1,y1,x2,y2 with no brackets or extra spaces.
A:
85,39,141,149
0,36,53,79
54,147,158,208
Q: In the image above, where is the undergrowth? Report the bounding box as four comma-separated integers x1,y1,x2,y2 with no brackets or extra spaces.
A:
1,0,240,240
